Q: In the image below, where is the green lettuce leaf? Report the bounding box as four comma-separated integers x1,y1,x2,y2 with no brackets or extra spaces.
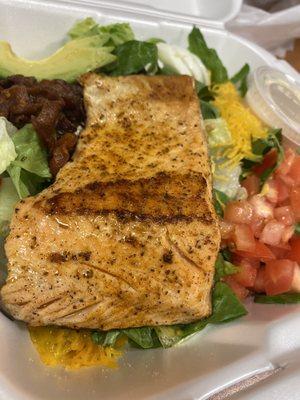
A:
200,100,220,119
103,40,158,76
195,81,215,102
213,189,230,217
295,223,300,235
255,293,300,304
214,253,240,282
0,177,19,236
155,282,247,348
231,63,250,97
123,327,160,349
0,117,17,174
7,124,51,198
188,27,228,84
241,128,284,186
69,17,134,47
91,330,122,347
147,37,165,44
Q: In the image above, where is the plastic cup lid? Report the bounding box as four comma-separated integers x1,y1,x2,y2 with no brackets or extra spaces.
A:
247,66,300,147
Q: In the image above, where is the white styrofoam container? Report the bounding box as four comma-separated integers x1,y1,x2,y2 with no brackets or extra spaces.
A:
0,1,299,400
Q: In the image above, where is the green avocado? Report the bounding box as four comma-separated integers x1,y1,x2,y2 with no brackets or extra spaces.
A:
0,35,116,82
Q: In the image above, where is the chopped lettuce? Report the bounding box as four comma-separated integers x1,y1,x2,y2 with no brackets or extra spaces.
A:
0,117,17,174
68,17,134,47
103,40,158,76
188,27,228,84
157,42,210,85
205,118,242,198
0,177,19,236
205,118,232,149
7,124,51,198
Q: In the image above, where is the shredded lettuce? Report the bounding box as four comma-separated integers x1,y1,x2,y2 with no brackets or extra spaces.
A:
205,118,242,198
0,117,17,174
7,124,51,198
205,118,232,149
68,17,134,47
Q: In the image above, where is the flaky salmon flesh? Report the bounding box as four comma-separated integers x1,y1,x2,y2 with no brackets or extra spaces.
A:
1,74,220,330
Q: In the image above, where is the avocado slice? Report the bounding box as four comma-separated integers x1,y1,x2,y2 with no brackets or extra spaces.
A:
0,35,116,82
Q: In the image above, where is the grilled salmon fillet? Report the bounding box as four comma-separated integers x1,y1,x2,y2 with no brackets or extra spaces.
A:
1,73,220,330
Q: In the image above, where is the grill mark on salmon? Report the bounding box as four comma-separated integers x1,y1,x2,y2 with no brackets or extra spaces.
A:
38,172,213,225
1,74,220,330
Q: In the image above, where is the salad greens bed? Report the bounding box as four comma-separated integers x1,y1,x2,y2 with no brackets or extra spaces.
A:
0,17,293,351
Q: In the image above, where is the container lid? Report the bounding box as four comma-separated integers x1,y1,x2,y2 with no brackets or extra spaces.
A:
246,66,300,148
75,0,242,27
118,0,242,23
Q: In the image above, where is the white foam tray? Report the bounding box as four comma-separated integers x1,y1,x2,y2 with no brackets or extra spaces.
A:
0,1,300,399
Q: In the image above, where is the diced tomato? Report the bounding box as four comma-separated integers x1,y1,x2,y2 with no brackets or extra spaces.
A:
253,148,278,177
264,259,296,295
250,215,265,238
268,245,289,259
223,276,249,300
286,237,300,263
250,195,274,220
241,174,260,197
274,206,295,226
232,258,257,287
280,174,295,188
276,147,296,176
265,179,278,204
275,177,290,203
288,155,300,186
290,187,300,222
234,240,276,262
232,254,260,269
259,220,285,246
224,201,253,225
233,224,256,252
253,267,266,293
282,226,295,243
291,265,300,292
219,220,235,240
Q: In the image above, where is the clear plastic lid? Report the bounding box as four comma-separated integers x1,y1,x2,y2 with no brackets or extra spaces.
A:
246,66,300,148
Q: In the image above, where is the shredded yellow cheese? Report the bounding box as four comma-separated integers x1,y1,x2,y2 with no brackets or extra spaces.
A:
29,326,124,370
213,82,268,166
